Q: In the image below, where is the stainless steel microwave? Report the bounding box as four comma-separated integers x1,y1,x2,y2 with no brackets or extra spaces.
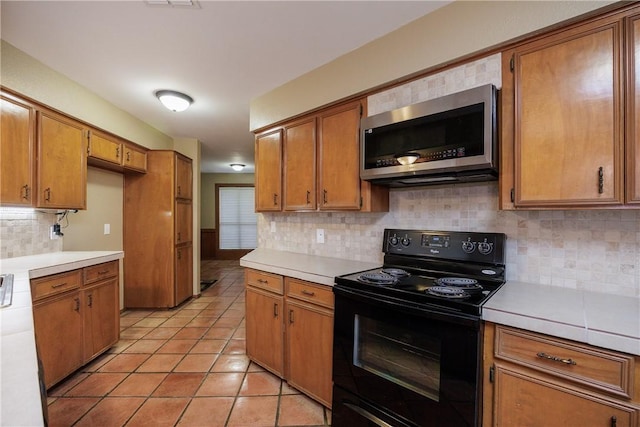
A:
360,84,497,187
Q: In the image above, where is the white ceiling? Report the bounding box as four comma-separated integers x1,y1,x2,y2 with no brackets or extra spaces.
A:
1,0,448,173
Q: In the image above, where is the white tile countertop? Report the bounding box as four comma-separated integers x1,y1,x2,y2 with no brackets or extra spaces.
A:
483,281,640,356
0,251,124,427
240,248,381,286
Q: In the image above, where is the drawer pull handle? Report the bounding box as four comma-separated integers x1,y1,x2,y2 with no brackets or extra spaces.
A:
598,166,604,194
74,297,80,312
301,289,315,297
257,279,268,284
273,303,279,318
611,416,617,427
98,270,110,275
289,309,294,324
88,294,93,307
51,282,68,289
536,352,577,365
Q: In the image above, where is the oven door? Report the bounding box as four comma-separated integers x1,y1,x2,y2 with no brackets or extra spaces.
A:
332,285,482,427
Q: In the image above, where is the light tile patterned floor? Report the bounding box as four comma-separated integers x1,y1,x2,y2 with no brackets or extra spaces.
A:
46,260,332,426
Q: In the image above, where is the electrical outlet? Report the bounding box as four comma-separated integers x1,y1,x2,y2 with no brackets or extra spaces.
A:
50,225,59,240
270,221,276,233
316,228,325,244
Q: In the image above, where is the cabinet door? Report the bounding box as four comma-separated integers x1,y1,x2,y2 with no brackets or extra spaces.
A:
628,13,640,204
285,299,334,407
123,144,147,172
175,200,192,244
494,364,637,426
246,287,284,376
175,154,192,200
83,278,119,362
88,129,122,166
283,117,316,211
1,93,35,206
37,110,87,209
255,129,282,211
33,291,83,388
318,101,362,210
513,18,624,207
175,245,193,305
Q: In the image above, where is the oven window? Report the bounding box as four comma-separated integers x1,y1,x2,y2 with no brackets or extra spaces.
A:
353,314,441,402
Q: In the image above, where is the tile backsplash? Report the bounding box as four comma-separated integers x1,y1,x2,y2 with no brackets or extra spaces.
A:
258,183,640,297
0,208,63,259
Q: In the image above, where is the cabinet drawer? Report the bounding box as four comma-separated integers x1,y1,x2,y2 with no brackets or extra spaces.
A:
246,269,283,294
495,326,634,398
31,270,82,301
84,261,118,285
286,278,334,309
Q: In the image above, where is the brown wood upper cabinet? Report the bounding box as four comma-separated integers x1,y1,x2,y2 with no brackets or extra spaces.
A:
255,129,283,211
628,12,640,204
283,117,316,211
256,99,388,213
87,129,123,167
0,92,36,207
37,109,87,210
123,143,147,172
501,7,640,209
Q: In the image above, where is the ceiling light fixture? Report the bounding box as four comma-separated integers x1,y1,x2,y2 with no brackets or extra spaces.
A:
230,164,245,172
155,90,194,112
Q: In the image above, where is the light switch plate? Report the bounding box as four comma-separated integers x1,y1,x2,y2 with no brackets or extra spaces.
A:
104,224,111,235
316,228,325,244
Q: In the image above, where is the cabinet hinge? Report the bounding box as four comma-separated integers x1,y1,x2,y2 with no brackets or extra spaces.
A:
489,365,495,383
510,188,515,203
510,55,514,72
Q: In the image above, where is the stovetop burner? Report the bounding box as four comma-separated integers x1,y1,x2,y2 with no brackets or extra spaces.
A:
381,268,410,278
426,286,470,298
357,272,398,286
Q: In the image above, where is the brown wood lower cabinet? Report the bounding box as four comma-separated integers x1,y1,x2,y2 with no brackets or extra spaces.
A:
245,269,334,408
484,323,640,426
31,261,120,389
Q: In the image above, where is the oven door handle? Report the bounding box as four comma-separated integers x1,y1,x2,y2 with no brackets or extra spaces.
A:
343,403,394,427
333,284,481,328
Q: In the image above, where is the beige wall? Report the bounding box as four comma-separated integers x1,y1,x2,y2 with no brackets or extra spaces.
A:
250,0,614,130
201,173,255,229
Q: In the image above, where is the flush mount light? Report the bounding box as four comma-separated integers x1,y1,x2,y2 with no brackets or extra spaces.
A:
155,90,194,112
395,152,420,165
230,164,245,172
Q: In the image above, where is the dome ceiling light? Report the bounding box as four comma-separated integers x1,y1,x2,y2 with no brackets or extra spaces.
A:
230,164,245,171
155,90,194,112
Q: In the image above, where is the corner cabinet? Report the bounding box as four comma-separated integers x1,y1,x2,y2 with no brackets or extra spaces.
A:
37,109,87,209
255,99,388,213
31,261,119,389
245,269,334,408
124,150,193,308
501,5,640,209
255,129,283,211
483,324,640,426
0,92,36,206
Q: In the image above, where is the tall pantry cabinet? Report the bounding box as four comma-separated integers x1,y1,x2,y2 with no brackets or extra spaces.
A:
124,150,193,308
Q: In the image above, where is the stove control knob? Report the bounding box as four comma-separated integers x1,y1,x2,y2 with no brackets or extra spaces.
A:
401,236,411,247
389,236,399,246
462,240,476,253
478,241,493,255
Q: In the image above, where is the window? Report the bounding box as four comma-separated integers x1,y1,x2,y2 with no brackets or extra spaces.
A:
218,186,257,249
